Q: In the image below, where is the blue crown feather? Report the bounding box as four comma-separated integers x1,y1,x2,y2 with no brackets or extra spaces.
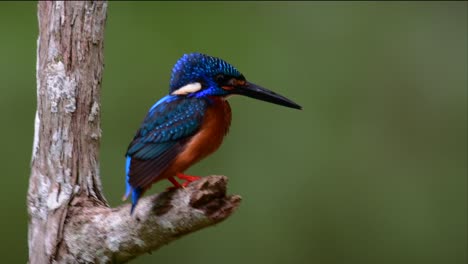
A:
169,53,242,92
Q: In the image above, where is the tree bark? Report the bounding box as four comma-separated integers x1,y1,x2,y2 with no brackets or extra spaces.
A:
27,2,241,263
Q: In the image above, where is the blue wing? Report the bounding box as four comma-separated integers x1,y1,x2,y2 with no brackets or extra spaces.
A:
125,95,207,213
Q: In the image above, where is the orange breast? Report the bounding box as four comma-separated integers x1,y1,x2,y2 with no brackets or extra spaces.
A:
156,97,232,181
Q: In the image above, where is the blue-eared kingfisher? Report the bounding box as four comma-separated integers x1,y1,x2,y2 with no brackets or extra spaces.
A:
123,53,302,214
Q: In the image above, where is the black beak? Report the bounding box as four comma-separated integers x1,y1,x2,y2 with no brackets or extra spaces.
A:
234,82,302,110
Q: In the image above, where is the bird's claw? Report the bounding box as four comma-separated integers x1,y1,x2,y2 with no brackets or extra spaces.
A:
165,173,201,191
176,173,201,182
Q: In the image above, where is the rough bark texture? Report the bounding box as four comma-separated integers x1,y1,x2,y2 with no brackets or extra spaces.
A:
27,2,241,263
65,176,241,263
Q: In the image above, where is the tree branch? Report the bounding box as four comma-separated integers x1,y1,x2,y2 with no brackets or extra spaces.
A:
27,2,241,263
65,176,241,263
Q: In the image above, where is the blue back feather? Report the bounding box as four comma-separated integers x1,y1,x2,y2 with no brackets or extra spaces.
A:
127,96,206,158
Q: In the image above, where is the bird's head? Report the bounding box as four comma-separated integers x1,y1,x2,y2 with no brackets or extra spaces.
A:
169,53,301,110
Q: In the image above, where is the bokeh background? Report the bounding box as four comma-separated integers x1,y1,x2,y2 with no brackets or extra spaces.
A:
1,1,466,264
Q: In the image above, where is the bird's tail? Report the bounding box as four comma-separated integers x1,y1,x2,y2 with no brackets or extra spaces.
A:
123,155,142,215
123,182,142,215
130,187,142,215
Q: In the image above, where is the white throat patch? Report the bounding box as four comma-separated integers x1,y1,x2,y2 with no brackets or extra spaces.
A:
171,82,202,95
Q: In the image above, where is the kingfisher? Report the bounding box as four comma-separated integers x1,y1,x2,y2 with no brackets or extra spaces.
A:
123,53,301,214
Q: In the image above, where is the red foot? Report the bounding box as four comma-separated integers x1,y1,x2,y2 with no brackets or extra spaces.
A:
176,173,201,182
166,176,183,191
176,173,201,187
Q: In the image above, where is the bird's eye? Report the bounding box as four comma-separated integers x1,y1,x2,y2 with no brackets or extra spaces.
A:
215,74,225,83
227,78,237,86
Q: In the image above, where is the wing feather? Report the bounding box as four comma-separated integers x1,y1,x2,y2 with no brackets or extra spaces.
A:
126,96,207,189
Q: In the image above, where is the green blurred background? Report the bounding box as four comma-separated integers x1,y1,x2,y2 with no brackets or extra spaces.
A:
0,1,466,263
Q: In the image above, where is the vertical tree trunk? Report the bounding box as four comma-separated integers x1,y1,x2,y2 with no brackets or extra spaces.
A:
27,2,240,263
28,1,108,263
